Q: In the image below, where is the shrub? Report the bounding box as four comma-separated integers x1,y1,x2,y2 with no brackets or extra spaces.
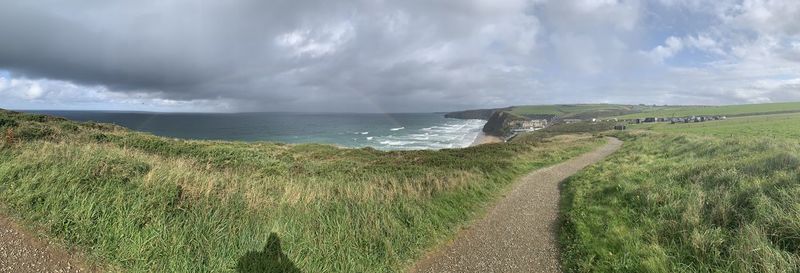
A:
0,118,19,128
15,125,55,141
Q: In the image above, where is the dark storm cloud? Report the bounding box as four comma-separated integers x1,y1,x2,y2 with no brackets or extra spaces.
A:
1,0,799,112
0,1,325,96
0,0,542,111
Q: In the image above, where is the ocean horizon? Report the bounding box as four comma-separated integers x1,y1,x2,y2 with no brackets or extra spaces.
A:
24,110,486,150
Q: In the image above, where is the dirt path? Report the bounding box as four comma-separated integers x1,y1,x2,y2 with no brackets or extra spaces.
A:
0,214,95,273
411,137,623,273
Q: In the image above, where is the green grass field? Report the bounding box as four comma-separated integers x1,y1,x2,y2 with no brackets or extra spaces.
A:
560,113,800,272
0,109,603,272
631,113,800,139
614,102,800,119
507,102,800,121
485,102,798,139
508,104,644,119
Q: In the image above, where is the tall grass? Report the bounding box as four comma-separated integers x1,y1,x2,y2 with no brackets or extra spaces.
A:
560,129,800,272
0,109,602,272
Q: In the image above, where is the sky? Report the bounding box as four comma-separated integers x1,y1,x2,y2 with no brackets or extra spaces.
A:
0,0,798,113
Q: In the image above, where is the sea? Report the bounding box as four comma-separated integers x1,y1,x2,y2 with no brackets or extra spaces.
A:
26,111,486,150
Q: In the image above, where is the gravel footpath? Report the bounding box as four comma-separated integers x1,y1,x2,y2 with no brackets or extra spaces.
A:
0,214,96,273
411,137,623,273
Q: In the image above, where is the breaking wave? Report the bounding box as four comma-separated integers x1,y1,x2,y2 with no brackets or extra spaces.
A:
368,119,485,150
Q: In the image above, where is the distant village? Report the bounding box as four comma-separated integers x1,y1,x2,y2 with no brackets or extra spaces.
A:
508,115,728,132
622,115,728,124
509,119,548,132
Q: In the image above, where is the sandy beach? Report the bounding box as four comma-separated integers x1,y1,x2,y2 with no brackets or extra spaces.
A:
471,132,504,146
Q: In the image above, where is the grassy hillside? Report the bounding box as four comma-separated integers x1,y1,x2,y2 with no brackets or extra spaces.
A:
474,104,647,136
443,107,510,120
631,112,800,139
614,102,800,119
0,109,602,272
448,101,800,140
508,104,649,120
560,113,800,272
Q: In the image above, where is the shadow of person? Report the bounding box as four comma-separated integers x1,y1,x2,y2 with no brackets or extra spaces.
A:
236,233,302,273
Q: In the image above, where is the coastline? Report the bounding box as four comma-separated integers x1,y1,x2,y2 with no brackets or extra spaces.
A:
471,132,504,146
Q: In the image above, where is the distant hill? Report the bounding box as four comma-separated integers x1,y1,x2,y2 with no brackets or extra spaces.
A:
507,104,645,120
446,102,800,136
446,104,656,136
445,104,646,121
444,107,510,120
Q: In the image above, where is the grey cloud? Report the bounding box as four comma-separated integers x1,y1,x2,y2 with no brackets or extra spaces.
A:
1,0,800,112
0,0,547,112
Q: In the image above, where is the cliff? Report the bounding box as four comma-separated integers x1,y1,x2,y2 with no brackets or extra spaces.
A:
482,111,526,137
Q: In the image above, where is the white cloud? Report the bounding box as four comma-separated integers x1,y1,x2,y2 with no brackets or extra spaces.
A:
0,75,232,111
275,22,355,58
23,82,44,100
729,0,800,35
684,35,725,55
645,34,726,63
646,36,684,63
